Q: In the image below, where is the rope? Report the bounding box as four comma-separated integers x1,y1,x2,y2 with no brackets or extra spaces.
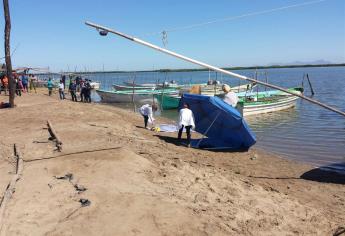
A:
144,0,328,36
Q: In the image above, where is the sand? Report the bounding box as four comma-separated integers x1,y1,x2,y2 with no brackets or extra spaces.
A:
0,90,344,236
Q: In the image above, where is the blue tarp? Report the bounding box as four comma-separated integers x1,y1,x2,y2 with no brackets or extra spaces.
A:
179,94,256,150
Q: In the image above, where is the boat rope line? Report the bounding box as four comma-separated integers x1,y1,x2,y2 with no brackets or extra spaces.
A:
143,0,328,37
84,21,345,118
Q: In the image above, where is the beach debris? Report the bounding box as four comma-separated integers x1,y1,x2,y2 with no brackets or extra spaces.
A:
79,198,91,207
74,184,87,193
89,123,108,128
47,120,63,152
333,226,345,236
54,173,73,181
33,140,49,144
334,226,345,236
250,153,258,160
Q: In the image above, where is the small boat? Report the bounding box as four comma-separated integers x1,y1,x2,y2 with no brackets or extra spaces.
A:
236,87,304,116
96,88,178,104
113,84,155,91
201,83,254,96
179,83,254,95
123,81,179,89
90,81,100,90
123,81,156,88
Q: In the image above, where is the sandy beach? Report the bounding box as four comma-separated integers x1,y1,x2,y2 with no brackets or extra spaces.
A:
0,90,344,236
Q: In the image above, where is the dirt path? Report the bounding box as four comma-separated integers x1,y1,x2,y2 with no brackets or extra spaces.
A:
0,91,344,235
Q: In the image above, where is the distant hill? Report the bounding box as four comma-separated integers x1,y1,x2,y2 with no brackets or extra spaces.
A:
266,60,334,67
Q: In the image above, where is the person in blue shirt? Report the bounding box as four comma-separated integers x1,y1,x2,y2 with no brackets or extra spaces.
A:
21,74,28,93
47,78,54,96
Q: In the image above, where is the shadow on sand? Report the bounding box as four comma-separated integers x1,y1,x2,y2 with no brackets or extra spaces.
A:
300,166,345,185
154,134,249,153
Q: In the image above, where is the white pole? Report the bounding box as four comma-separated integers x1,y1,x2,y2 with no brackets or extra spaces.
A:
85,21,345,117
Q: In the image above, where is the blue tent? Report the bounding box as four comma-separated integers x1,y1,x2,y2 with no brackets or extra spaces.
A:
179,94,256,150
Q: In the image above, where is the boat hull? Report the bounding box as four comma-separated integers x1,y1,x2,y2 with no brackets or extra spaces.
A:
241,96,299,116
96,90,157,104
96,89,178,104
155,94,180,109
113,84,155,91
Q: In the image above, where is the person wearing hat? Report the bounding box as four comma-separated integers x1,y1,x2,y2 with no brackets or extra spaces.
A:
222,84,238,107
139,103,158,129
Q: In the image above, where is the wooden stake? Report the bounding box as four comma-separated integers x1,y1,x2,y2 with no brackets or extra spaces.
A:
47,120,63,152
0,144,23,231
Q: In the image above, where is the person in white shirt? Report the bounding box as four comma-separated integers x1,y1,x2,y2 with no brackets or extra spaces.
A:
139,103,158,129
222,84,238,107
178,103,195,147
58,80,65,100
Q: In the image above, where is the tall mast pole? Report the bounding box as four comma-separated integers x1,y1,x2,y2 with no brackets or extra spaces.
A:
3,0,15,107
85,21,345,117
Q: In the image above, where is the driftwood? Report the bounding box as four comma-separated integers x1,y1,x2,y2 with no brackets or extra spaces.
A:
0,144,24,231
47,120,63,152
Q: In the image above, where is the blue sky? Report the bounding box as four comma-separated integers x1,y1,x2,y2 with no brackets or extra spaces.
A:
0,0,344,71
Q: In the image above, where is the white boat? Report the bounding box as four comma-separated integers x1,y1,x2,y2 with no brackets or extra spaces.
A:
240,95,299,116
113,84,155,91
123,81,178,89
123,81,156,88
201,83,254,96
90,82,100,90
96,89,178,104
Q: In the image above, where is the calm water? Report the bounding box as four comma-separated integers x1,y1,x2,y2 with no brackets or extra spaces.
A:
69,67,344,171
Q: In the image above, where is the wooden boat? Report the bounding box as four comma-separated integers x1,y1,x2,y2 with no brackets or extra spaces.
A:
96,89,178,104
113,84,155,91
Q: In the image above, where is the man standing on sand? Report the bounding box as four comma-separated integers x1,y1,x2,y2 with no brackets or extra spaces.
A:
47,78,53,96
29,74,37,93
178,103,195,147
139,103,157,129
222,84,238,107
58,80,65,100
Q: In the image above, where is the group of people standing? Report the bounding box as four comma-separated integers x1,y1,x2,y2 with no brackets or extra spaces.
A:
139,83,238,148
0,72,37,96
47,75,92,103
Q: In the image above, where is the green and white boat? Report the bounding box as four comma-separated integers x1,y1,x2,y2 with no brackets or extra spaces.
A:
155,87,303,116
96,88,178,104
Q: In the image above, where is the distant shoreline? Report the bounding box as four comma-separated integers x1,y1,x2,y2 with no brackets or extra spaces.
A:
46,63,345,75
